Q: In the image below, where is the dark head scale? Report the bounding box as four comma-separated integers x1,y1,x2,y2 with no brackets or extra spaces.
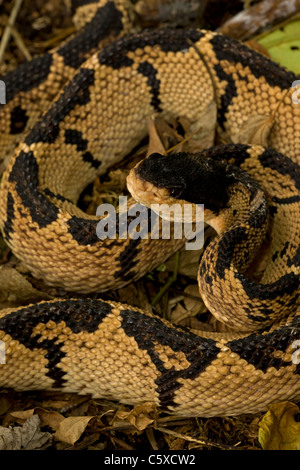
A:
135,152,237,212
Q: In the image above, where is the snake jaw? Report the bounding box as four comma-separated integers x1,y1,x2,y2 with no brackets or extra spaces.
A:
127,166,171,207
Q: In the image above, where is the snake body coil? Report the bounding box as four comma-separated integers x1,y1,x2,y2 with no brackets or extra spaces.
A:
0,0,299,417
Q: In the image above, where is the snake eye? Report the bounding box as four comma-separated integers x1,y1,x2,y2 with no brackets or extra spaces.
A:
170,187,184,199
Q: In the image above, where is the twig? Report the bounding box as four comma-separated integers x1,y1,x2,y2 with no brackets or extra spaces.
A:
155,426,237,450
11,26,31,61
0,0,24,64
151,252,180,307
218,0,300,41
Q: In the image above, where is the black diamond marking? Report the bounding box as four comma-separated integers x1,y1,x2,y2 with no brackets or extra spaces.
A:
210,34,296,90
137,61,162,112
98,29,204,69
25,68,95,145
113,208,160,282
67,206,144,247
1,53,53,103
280,241,290,258
215,225,247,280
114,238,142,282
213,63,237,131
235,271,300,302
43,188,72,204
58,2,124,69
272,195,300,205
259,149,300,192
292,246,300,267
227,316,300,374
0,299,113,388
67,216,99,245
8,151,59,228
205,273,213,286
121,308,219,408
10,105,29,135
3,192,15,240
82,151,101,169
64,130,101,169
65,129,88,151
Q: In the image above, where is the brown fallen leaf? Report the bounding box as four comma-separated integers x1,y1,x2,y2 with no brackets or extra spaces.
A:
147,116,170,156
170,302,189,325
9,409,35,423
165,246,203,280
54,416,94,445
231,114,274,146
180,99,217,153
147,98,217,159
35,407,65,430
112,402,158,432
9,407,65,430
183,284,206,315
0,415,51,450
258,401,300,450
0,266,52,309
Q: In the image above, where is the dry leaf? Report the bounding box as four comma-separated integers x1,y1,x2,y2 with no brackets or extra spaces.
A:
181,99,217,153
147,116,169,156
231,114,274,146
54,416,94,445
165,246,203,279
147,99,217,158
9,409,35,423
170,302,189,325
183,284,206,315
113,402,158,432
9,407,64,430
0,396,11,416
0,415,51,450
35,407,65,430
258,401,300,450
0,266,52,309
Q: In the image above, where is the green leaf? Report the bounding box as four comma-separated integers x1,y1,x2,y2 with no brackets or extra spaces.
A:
258,20,300,73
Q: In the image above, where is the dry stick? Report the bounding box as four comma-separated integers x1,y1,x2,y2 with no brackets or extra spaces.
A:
11,27,31,61
0,0,24,64
218,0,300,41
154,426,237,450
151,252,180,307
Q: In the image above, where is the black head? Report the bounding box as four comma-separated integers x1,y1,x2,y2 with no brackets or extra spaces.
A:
135,152,237,212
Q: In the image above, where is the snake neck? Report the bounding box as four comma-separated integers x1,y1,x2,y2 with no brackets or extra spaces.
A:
128,148,300,332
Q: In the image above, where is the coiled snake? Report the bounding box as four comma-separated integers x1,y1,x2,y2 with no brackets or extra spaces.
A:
0,0,299,417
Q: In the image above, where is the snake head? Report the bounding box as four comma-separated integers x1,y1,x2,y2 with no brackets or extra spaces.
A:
128,151,234,213
139,152,187,197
